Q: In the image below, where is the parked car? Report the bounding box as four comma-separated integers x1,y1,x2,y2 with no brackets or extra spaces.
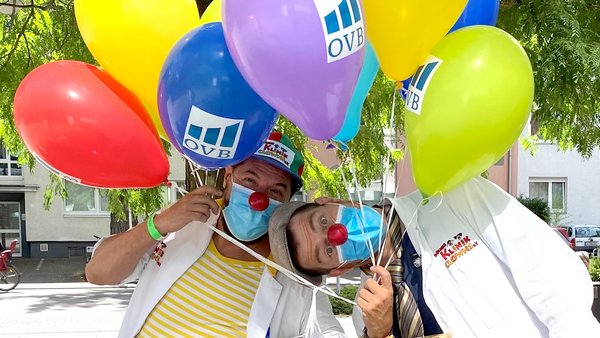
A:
552,227,570,246
561,224,600,252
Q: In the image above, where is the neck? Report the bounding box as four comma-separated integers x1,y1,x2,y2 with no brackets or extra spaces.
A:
212,215,270,261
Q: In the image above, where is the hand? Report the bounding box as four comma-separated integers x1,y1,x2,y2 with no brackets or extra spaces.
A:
358,265,394,338
153,185,222,235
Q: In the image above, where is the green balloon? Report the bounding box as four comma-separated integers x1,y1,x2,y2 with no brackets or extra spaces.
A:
404,25,533,197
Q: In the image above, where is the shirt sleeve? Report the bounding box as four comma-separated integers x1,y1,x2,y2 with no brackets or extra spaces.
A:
456,177,600,337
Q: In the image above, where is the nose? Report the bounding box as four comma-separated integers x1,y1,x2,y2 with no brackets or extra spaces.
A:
328,223,348,246
248,191,269,211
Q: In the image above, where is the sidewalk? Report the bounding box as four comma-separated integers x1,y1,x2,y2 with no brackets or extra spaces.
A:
11,257,87,283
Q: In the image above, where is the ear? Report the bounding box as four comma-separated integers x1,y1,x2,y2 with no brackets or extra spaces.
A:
327,267,352,277
223,167,233,189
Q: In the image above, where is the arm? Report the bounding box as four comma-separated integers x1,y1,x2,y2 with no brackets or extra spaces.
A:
357,266,394,338
85,186,222,285
461,177,600,336
313,290,348,338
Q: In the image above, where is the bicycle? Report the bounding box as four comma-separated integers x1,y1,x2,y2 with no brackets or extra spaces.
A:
0,239,20,292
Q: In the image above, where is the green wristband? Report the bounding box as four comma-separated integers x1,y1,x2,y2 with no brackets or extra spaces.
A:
146,212,164,241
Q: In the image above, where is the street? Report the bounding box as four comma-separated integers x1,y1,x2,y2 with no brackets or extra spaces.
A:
0,282,357,337
0,283,133,337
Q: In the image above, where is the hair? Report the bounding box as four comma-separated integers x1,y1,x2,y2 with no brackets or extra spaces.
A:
286,203,331,277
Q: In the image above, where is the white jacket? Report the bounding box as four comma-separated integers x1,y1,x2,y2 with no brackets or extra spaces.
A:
390,176,600,338
107,216,345,338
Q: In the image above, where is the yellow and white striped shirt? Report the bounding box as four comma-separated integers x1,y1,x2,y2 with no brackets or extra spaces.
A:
137,239,264,337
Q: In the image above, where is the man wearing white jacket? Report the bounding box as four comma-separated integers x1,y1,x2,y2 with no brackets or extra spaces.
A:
86,132,346,338
389,176,600,337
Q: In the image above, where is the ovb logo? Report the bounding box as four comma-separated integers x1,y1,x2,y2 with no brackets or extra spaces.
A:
405,56,443,115
183,106,244,159
314,0,365,63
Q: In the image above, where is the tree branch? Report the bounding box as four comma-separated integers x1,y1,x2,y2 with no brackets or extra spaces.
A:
0,1,47,10
0,6,35,71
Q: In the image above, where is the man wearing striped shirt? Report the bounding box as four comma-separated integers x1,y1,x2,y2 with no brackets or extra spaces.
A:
86,132,345,338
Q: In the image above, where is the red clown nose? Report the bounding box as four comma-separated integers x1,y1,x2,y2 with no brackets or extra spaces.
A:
327,223,348,246
248,192,269,211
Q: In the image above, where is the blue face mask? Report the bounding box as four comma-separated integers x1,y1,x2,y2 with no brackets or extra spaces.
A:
335,205,385,263
223,183,281,242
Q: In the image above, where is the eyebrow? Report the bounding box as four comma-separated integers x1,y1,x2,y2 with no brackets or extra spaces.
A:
307,209,324,264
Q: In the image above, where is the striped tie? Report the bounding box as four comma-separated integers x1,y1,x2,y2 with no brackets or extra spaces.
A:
386,203,424,338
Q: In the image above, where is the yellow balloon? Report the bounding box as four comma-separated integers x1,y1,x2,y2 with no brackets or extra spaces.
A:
404,26,534,197
363,0,467,81
199,0,222,25
75,0,200,139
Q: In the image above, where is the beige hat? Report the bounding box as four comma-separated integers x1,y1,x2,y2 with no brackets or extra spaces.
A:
268,201,323,285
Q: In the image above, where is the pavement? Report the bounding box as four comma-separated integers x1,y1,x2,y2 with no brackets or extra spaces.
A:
5,258,360,337
11,257,87,283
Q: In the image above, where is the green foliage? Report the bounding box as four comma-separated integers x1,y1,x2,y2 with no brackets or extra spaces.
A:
0,1,94,167
517,195,551,223
589,258,600,282
277,71,404,198
329,285,358,315
2,1,599,223
498,1,600,157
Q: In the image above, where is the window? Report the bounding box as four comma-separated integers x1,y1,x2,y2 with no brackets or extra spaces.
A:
0,144,21,177
529,179,566,212
64,181,109,215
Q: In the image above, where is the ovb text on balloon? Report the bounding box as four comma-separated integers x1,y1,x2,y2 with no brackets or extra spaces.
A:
315,0,365,63
182,106,245,160
405,56,443,115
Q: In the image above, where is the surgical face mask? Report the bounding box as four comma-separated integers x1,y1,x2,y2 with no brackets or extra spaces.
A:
335,205,385,264
223,183,281,242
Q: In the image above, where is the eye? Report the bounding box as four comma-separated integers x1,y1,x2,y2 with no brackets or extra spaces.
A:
326,247,334,256
243,177,256,185
269,189,284,199
319,216,328,227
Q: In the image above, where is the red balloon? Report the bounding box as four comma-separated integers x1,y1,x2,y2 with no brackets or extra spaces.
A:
13,61,169,188
248,192,269,211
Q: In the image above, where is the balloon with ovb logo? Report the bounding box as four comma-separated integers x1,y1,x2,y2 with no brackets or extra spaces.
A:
158,23,278,170
404,26,534,197
223,0,366,140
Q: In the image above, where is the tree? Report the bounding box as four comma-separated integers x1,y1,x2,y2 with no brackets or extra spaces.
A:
498,0,600,157
0,1,598,229
516,195,551,223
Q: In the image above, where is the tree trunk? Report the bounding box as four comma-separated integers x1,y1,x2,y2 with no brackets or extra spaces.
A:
110,209,138,234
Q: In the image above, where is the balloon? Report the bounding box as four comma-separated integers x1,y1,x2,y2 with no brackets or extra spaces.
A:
404,26,534,196
158,23,278,169
449,0,500,33
199,0,221,25
74,0,200,139
13,61,169,188
333,42,379,143
363,0,467,81
223,0,365,140
399,77,412,100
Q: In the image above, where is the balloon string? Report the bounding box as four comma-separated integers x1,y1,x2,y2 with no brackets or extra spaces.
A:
170,185,355,307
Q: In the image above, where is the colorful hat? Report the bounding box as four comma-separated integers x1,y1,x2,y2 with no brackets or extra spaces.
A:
252,132,304,191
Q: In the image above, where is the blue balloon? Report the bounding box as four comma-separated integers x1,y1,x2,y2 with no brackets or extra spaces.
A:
158,23,277,169
333,42,379,143
449,0,500,33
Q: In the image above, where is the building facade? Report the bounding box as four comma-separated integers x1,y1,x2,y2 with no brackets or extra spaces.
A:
0,145,186,258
